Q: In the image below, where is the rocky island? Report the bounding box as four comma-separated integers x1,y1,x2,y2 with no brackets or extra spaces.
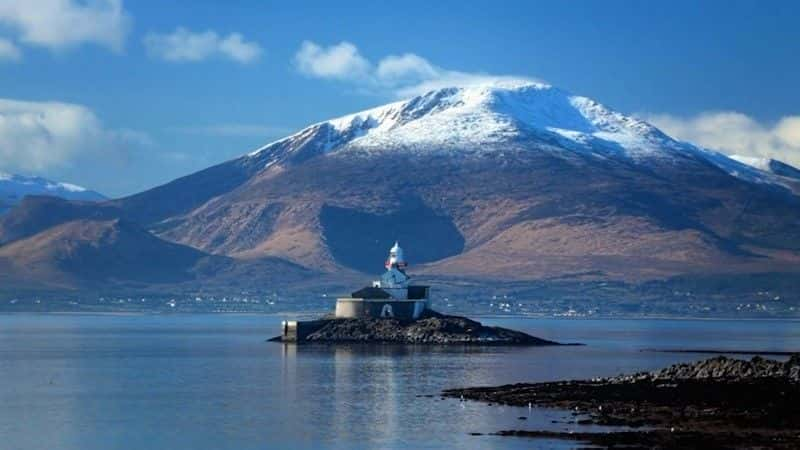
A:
270,309,560,345
444,354,800,448
272,242,563,346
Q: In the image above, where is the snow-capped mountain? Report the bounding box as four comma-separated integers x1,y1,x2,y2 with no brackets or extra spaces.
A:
250,80,681,160
248,80,794,193
2,80,799,290
0,172,105,214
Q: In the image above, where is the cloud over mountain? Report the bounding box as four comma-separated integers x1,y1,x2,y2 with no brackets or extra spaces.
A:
0,98,148,173
294,41,371,80
293,40,539,98
646,112,800,168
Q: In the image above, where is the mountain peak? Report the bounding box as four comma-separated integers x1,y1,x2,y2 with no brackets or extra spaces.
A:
250,81,675,165
243,82,796,195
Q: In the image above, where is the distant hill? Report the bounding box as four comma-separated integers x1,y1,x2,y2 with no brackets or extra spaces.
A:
0,172,105,215
0,218,214,287
0,217,312,291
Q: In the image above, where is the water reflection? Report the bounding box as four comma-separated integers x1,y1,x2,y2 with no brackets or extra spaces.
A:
278,344,584,446
2,315,799,450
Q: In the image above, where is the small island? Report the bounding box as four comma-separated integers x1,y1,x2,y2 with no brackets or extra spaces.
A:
443,354,800,448
272,242,563,346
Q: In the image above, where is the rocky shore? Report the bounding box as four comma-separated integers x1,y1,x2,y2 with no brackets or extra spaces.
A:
270,310,564,345
444,354,800,448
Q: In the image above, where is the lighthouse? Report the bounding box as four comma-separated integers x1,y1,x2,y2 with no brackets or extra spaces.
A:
334,241,430,320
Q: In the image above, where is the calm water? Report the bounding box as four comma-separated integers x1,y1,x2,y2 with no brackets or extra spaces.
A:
1,314,799,449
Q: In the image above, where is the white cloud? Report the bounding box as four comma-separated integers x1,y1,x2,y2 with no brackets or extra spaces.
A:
293,40,539,98
0,0,130,52
216,33,262,63
375,53,439,81
0,37,20,60
775,117,800,147
0,98,147,172
646,111,800,168
294,41,370,80
144,27,262,64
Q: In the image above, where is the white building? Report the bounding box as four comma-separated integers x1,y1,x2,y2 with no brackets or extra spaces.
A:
335,242,430,319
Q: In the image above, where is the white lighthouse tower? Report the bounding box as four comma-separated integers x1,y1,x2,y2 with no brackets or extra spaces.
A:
379,241,410,289
386,242,407,269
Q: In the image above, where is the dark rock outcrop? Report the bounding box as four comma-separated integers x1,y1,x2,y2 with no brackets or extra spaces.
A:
276,310,562,345
443,355,800,448
489,429,800,449
640,354,800,383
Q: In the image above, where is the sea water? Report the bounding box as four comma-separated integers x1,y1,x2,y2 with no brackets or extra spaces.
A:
1,314,798,449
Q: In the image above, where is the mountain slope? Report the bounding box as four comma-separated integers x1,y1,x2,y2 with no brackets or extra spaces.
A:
163,146,799,279
149,82,799,279
1,81,799,287
0,219,216,287
0,195,122,244
0,218,314,290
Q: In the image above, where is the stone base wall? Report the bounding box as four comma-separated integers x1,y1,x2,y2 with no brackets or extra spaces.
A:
335,298,427,320
280,319,327,342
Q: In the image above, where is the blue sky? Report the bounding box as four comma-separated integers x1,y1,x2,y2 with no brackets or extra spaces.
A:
1,0,799,197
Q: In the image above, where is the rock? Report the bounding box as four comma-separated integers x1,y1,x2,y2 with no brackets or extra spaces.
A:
640,354,800,383
282,309,563,345
444,354,800,448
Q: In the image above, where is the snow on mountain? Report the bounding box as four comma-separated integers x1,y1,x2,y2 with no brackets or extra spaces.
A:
248,79,794,193
728,155,800,181
0,172,106,213
668,150,800,190
729,155,772,171
250,80,682,161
